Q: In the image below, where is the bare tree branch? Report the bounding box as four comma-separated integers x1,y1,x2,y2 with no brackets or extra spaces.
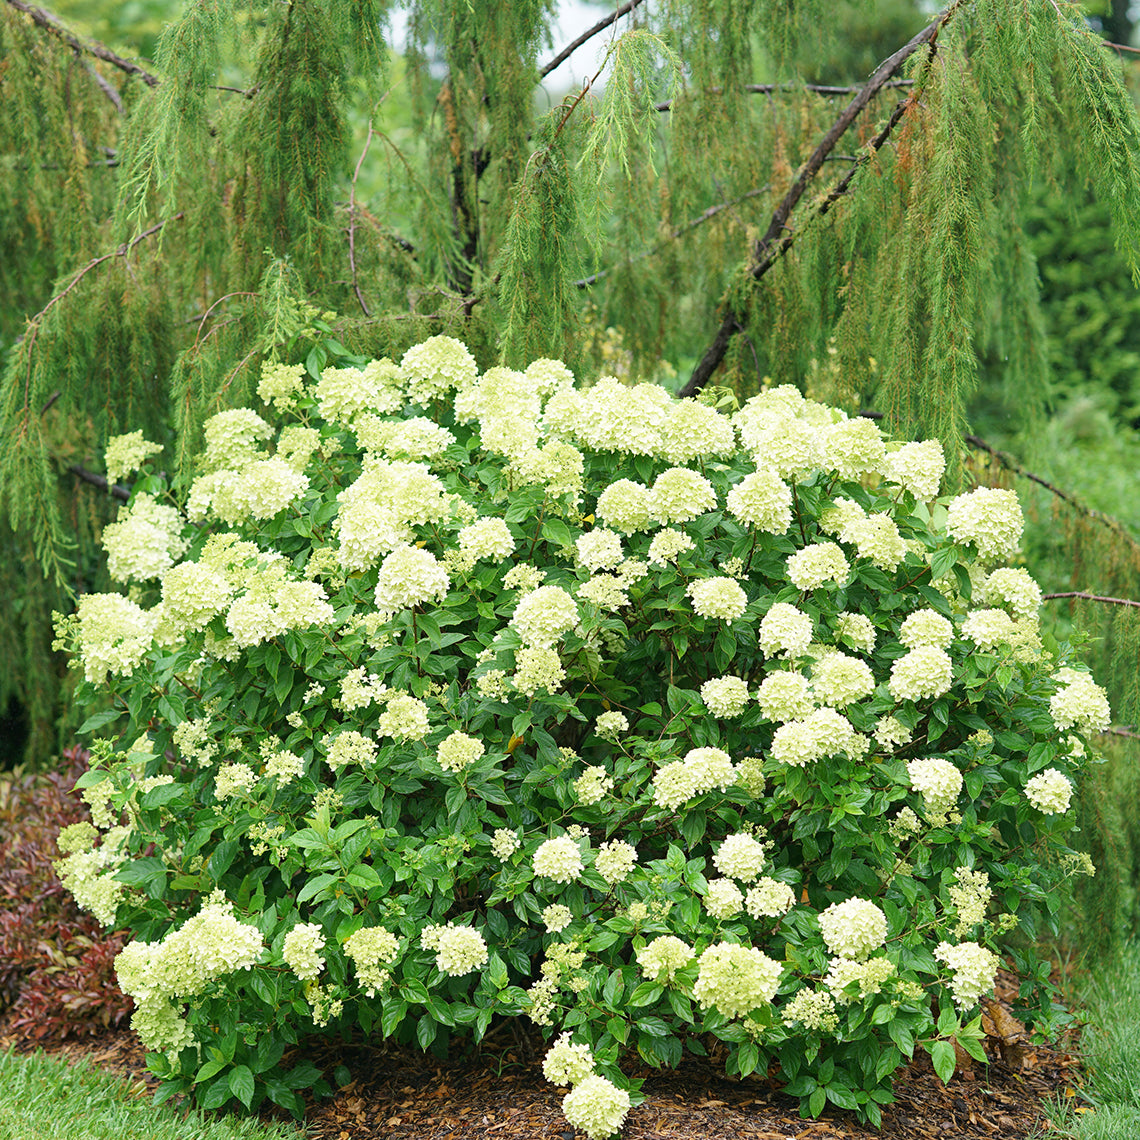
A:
576,187,770,288
4,0,159,87
1043,591,1140,609
539,0,648,80
348,121,376,318
679,8,957,399
654,79,914,112
68,464,130,502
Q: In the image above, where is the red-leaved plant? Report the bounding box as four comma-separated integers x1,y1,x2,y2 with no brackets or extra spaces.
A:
0,747,132,1038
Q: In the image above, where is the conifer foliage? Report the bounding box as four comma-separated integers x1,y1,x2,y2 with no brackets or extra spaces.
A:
1,1,1139,923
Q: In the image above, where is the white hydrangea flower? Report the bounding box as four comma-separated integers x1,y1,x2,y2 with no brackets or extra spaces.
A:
946,487,1024,563
542,904,574,933
982,567,1042,620
704,878,745,919
693,942,782,1018
934,941,999,1008
771,708,860,767
834,611,876,654
458,517,515,561
823,417,886,480
700,675,750,718
888,646,954,702
503,564,545,592
1050,669,1111,734
343,927,400,997
491,829,521,860
374,545,450,615
574,765,614,805
907,757,963,820
874,715,912,749
783,988,840,1032
648,467,717,524
283,923,325,982
636,936,693,982
847,513,907,572
511,585,579,647
542,1033,596,1086
594,711,628,741
214,762,257,800
533,836,585,883
1025,768,1073,814
594,840,637,884
880,438,945,499
594,479,653,534
401,335,478,404
825,955,896,1002
725,468,793,533
786,542,849,590
818,898,888,960
561,1075,631,1140
513,645,566,695
659,398,736,464
103,494,188,583
377,693,430,741
961,608,1017,650
745,878,796,918
104,430,163,485
326,729,377,769
688,576,748,622
759,602,813,658
714,833,767,883
576,528,624,572
74,593,158,683
430,923,488,976
898,609,954,650
755,671,815,722
811,652,875,707
647,528,696,566
437,730,484,773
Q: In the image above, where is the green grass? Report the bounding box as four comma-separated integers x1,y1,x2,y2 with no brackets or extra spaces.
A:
1040,945,1140,1140
0,1050,306,1140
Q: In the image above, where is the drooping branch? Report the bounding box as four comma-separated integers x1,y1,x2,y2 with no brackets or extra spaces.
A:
14,215,184,426
4,0,159,87
576,186,770,288
539,0,648,79
1043,591,1140,609
653,79,914,112
679,8,957,399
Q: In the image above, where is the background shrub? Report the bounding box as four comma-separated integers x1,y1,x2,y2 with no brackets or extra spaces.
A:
55,339,1109,1133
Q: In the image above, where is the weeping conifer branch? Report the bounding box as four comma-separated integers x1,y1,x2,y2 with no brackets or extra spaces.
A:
679,6,956,398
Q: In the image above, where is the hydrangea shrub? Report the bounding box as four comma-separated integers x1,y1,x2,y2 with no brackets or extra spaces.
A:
55,338,1108,1131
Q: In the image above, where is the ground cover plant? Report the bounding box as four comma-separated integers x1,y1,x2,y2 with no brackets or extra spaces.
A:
53,338,1111,1137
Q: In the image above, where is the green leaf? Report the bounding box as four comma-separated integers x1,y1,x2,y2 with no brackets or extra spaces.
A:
417,1014,438,1050
228,1064,255,1108
928,1039,957,1085
628,981,663,1007
77,710,122,734
808,1086,827,1117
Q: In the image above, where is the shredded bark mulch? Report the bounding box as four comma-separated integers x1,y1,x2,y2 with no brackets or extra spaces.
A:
0,970,1081,1139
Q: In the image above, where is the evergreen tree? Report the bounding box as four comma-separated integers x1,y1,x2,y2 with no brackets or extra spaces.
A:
2,0,1140,946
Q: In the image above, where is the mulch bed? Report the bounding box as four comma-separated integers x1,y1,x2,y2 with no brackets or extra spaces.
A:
0,970,1081,1140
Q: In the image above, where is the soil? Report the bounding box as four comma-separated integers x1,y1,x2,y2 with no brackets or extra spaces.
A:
0,967,1081,1140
